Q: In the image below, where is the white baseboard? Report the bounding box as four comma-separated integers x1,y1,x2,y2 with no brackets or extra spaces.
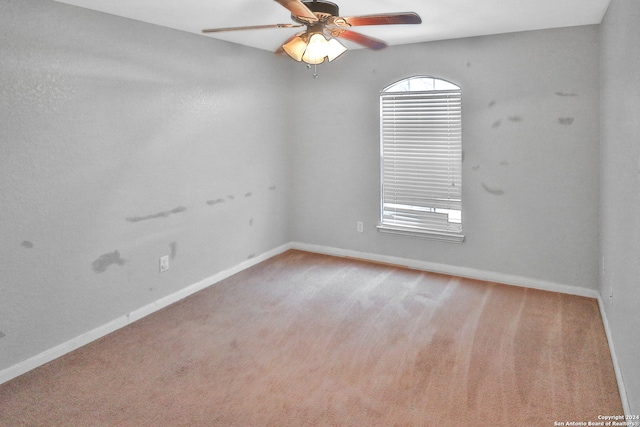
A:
291,242,600,299
0,242,293,386
597,296,631,416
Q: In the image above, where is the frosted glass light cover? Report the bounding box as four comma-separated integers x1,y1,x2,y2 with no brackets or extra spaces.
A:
282,35,307,62
302,33,329,65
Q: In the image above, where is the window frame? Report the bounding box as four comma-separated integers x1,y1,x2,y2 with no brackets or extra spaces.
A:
377,76,465,243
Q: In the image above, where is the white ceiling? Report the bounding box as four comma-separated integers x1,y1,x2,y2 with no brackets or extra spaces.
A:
53,0,611,52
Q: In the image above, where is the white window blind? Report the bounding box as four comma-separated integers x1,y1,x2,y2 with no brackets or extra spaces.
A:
379,77,464,242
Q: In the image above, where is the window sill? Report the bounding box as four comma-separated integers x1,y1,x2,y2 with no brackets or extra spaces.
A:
377,224,465,244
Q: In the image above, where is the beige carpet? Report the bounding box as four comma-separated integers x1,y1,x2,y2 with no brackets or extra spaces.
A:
0,250,622,426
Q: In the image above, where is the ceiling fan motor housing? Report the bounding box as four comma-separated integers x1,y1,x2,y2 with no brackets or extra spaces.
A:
302,0,339,17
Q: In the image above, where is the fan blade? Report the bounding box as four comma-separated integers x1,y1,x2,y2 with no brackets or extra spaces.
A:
274,0,318,22
202,23,302,33
335,30,387,50
341,12,422,27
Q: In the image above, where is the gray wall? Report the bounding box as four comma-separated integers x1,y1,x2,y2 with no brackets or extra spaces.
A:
289,26,601,291
0,0,291,371
600,0,640,414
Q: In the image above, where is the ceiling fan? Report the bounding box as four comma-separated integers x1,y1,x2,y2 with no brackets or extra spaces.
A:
202,0,422,65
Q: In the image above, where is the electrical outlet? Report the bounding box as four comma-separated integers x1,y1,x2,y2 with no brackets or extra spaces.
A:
357,221,364,233
159,255,169,273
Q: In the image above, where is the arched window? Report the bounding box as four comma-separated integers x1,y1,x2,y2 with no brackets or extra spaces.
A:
378,76,464,242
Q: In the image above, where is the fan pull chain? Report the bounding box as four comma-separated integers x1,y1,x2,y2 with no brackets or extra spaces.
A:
306,63,319,79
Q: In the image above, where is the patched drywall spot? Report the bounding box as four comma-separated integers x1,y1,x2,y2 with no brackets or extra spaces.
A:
21,241,34,249
488,100,496,108
244,192,252,198
508,116,523,123
206,198,225,206
499,160,509,166
0,331,5,339
169,242,177,260
482,183,505,196
92,250,126,273
492,119,502,129
556,91,579,97
126,206,187,223
558,117,575,126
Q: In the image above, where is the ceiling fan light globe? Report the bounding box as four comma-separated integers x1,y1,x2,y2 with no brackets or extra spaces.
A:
326,38,347,62
282,35,307,61
302,33,330,64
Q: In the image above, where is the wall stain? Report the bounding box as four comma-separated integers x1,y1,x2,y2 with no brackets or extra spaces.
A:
499,160,509,166
227,195,235,200
482,183,505,196
508,116,523,123
269,185,277,191
249,218,254,227
206,198,225,206
492,119,502,129
556,91,579,97
244,192,252,198
248,254,256,259
21,241,34,249
488,100,496,108
558,117,575,126
0,331,5,339
92,250,126,273
169,242,177,260
472,165,480,171
126,206,187,223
